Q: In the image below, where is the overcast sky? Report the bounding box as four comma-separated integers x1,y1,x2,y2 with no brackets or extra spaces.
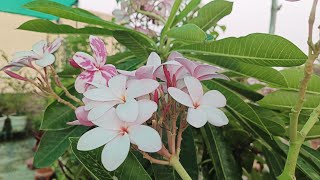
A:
79,0,319,53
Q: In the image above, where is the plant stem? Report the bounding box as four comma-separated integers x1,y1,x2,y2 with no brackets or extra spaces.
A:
278,1,319,179
170,155,192,180
269,0,279,34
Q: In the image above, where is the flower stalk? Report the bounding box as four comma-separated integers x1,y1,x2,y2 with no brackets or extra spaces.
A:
278,0,319,179
170,156,192,180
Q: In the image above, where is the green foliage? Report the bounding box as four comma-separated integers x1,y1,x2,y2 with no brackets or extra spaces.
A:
167,24,206,43
69,138,152,180
20,0,320,179
34,126,88,168
176,33,307,67
189,0,233,31
18,19,113,36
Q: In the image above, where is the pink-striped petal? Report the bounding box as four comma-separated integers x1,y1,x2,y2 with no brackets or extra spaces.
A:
47,37,63,53
194,65,220,78
32,40,47,56
118,69,136,77
197,74,230,81
75,71,95,93
89,35,107,66
73,52,97,71
167,51,183,61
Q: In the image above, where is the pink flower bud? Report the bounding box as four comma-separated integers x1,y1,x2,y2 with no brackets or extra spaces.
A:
3,70,28,81
69,58,81,68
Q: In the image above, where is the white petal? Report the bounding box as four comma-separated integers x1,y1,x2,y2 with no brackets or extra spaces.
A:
187,108,207,128
93,108,125,129
202,107,229,126
146,52,161,68
77,127,118,151
108,75,127,98
35,53,55,67
84,87,119,101
168,87,193,107
88,102,117,121
101,134,130,171
128,125,162,152
126,79,159,99
200,90,226,108
84,100,105,110
116,99,139,122
13,51,38,59
184,76,203,103
32,40,47,56
131,99,157,125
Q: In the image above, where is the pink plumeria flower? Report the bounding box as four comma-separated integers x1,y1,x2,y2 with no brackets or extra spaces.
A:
14,37,63,67
67,106,94,127
168,76,229,128
73,36,117,93
83,74,159,122
77,103,161,171
118,52,161,80
175,57,229,81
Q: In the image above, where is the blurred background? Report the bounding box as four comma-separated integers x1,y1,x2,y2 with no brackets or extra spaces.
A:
0,0,317,179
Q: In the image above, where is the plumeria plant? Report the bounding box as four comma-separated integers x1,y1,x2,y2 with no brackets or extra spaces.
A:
2,0,320,179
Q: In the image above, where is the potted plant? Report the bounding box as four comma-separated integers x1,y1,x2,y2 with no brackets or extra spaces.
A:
6,80,31,132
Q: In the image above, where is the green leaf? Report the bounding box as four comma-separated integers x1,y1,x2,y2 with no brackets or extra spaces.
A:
41,87,80,130
151,127,198,180
203,80,270,134
300,145,320,172
186,54,288,87
200,124,242,180
18,19,113,35
216,79,264,102
34,126,88,168
167,24,206,43
107,51,135,65
276,140,320,180
262,147,285,179
280,69,320,94
113,30,155,59
176,33,307,67
23,0,126,30
251,105,286,136
172,0,201,26
258,90,320,110
69,138,152,180
162,0,183,33
189,0,233,31
57,64,81,78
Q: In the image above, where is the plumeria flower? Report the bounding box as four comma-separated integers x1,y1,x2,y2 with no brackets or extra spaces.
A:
168,76,228,128
77,102,161,171
83,74,159,122
73,36,117,93
175,57,229,81
13,37,63,67
67,106,94,127
118,52,161,79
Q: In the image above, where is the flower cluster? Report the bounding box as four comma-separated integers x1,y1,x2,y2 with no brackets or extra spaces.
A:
1,35,229,172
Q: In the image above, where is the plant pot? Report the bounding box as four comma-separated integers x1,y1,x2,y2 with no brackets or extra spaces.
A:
0,115,7,131
9,115,27,132
35,167,55,180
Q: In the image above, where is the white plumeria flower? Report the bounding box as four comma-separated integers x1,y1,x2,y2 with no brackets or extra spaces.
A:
77,101,161,171
168,76,229,128
83,74,159,122
14,38,63,67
